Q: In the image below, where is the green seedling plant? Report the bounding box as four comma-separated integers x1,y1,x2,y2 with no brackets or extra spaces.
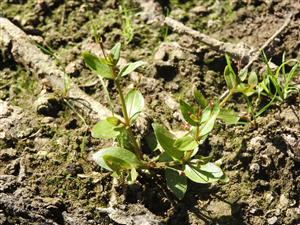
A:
260,53,299,101
219,55,258,119
254,53,300,116
82,44,249,199
235,53,300,117
120,0,134,44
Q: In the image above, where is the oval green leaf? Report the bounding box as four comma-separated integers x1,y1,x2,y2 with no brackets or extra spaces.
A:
93,147,141,172
174,135,199,151
199,104,220,137
179,100,199,126
91,118,120,139
200,162,224,178
103,155,131,171
119,61,145,77
248,71,258,85
217,108,239,124
165,168,187,200
152,123,184,160
110,42,121,65
125,89,144,121
194,89,208,109
184,162,223,184
82,52,114,79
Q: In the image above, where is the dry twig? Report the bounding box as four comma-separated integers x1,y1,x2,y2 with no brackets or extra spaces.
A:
0,17,112,121
165,13,293,68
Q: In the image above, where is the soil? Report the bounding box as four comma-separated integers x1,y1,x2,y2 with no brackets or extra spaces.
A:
0,0,300,224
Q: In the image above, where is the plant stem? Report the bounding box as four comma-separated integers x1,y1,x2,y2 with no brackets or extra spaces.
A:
115,79,130,125
147,161,180,169
220,90,233,107
114,71,143,159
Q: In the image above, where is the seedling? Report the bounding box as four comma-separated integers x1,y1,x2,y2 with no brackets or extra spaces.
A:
120,0,134,44
254,53,300,116
83,44,246,199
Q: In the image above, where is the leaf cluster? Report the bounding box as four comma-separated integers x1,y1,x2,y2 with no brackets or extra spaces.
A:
82,44,299,199
223,53,300,118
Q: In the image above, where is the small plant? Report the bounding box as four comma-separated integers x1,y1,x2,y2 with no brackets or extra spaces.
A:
82,43,246,199
120,0,134,44
222,53,300,118
254,53,300,115
260,53,299,101
237,53,300,117
83,44,300,199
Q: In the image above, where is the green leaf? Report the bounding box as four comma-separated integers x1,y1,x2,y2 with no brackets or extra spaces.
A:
200,162,224,178
194,89,208,109
224,55,237,89
63,73,71,94
219,174,230,183
174,135,199,151
248,71,258,85
224,66,234,89
235,83,256,96
103,155,131,171
127,167,138,184
239,68,248,81
152,123,184,160
91,117,120,138
125,89,144,121
82,52,114,79
106,116,120,126
158,152,173,162
110,42,121,64
199,104,220,137
93,147,141,171
200,106,211,123
217,108,239,124
184,162,223,183
145,132,158,152
193,155,213,164
165,168,187,200
115,126,136,151
179,100,198,126
119,61,145,77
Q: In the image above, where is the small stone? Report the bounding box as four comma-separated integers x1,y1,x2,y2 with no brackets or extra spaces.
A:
0,101,11,117
40,117,55,123
267,216,277,225
0,132,5,139
206,200,232,218
278,194,289,208
264,192,274,204
37,150,49,157
163,94,179,110
249,207,263,215
249,163,260,174
154,42,185,62
65,60,82,77
0,210,7,224
191,5,208,14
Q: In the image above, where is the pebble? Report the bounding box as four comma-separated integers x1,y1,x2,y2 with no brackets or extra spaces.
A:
267,216,278,225
0,101,11,117
278,194,289,208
